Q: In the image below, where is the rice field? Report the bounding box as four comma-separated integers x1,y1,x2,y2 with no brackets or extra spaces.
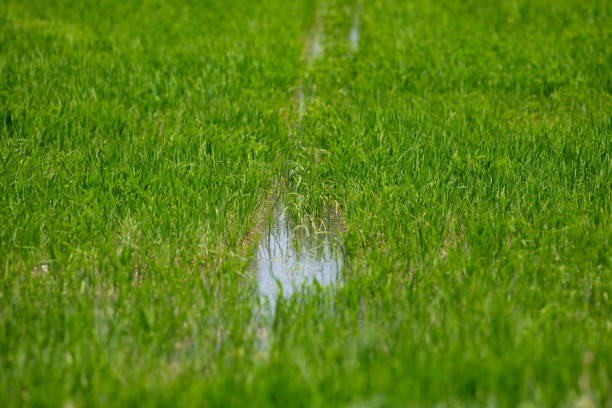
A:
1,0,611,406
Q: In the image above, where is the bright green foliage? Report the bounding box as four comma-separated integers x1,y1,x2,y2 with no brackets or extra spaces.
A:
1,0,308,405
1,0,611,406
288,0,611,406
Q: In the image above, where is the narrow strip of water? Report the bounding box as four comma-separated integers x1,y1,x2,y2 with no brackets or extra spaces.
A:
349,20,359,51
248,197,343,318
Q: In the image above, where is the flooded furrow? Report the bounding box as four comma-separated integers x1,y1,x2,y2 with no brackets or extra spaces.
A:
249,197,343,318
349,14,360,52
296,12,324,121
350,0,363,53
248,3,346,350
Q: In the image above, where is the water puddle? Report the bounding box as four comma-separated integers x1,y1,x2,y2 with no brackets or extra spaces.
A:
349,2,362,53
249,197,343,317
310,33,324,61
349,22,359,51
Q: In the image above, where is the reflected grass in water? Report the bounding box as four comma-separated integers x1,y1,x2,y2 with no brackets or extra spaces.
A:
249,198,343,317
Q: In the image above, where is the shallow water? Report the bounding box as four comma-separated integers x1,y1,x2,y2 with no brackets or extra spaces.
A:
249,199,343,316
310,33,324,61
349,24,359,51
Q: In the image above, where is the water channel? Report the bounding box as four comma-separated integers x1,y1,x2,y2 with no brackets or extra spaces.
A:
248,198,344,317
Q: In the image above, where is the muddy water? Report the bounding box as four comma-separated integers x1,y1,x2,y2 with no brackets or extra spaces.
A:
249,198,343,317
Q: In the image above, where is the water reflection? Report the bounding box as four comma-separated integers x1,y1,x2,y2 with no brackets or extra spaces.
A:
249,198,343,317
349,25,359,51
349,9,360,52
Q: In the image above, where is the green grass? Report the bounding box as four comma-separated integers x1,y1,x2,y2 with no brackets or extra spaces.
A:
1,0,611,406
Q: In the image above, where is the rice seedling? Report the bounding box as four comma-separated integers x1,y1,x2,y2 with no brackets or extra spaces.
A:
1,0,610,406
